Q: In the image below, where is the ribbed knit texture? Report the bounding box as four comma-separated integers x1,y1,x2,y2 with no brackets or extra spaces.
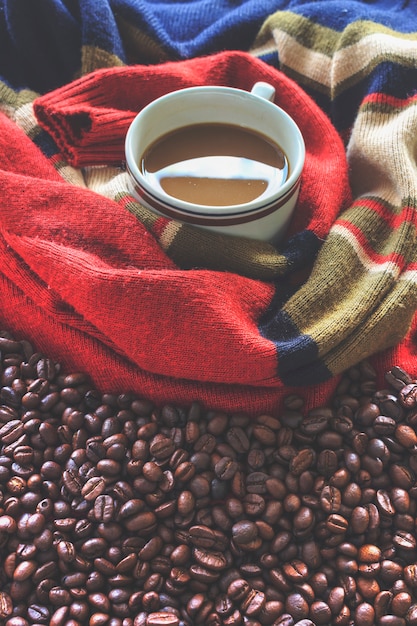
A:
0,2,416,413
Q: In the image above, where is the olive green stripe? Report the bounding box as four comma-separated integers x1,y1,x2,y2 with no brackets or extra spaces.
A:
255,13,417,58
335,19,417,48
254,11,338,56
118,193,290,280
361,95,417,115
283,232,403,338
81,45,125,77
323,277,417,376
118,195,161,230
116,15,173,64
166,224,290,280
336,210,417,262
0,81,39,113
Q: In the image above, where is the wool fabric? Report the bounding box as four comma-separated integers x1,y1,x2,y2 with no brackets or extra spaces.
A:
0,4,417,415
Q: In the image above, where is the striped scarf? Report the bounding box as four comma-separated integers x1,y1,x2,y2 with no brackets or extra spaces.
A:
0,1,416,414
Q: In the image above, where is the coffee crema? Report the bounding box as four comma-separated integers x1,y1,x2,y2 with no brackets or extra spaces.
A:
140,123,289,207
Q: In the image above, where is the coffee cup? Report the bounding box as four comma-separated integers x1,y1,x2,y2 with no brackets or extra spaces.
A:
125,81,305,243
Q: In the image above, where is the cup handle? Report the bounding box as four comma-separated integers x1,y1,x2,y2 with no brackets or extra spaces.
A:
251,81,276,102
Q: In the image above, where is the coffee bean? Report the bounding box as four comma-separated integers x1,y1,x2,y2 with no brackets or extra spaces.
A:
146,613,180,626
379,617,407,626
214,456,238,480
309,600,331,625
391,592,412,617
358,544,381,563
283,560,309,583
320,485,341,513
285,593,309,620
393,530,417,551
290,448,315,476
226,426,250,453
354,602,375,626
232,520,258,546
326,514,348,534
192,547,227,571
227,578,251,602
2,336,417,625
0,591,13,619
241,589,266,617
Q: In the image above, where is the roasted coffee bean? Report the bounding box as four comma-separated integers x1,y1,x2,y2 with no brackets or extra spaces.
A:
241,589,266,617
232,520,258,545
354,602,375,626
146,613,180,626
227,578,252,602
214,456,238,480
2,337,417,625
326,514,348,534
0,591,13,619
283,560,309,583
285,593,309,620
320,485,341,513
192,547,227,571
289,448,315,476
226,426,250,453
393,530,417,550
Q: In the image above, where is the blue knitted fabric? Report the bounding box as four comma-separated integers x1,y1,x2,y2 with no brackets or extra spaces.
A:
1,0,417,93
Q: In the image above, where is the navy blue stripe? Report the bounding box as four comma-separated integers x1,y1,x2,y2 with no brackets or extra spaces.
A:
259,229,331,386
32,130,60,159
280,229,322,272
264,53,417,134
259,305,332,386
332,62,417,132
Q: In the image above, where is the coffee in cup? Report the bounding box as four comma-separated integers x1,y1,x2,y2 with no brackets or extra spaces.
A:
140,122,289,207
125,82,305,243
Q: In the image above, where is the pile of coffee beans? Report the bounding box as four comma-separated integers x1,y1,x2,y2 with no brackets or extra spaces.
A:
1,331,417,626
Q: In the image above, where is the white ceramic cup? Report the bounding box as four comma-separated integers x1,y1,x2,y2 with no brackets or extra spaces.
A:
125,82,305,243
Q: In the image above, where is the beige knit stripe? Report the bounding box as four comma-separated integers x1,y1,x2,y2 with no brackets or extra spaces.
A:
53,162,87,188
400,268,417,283
252,14,417,97
257,29,332,89
347,97,417,203
269,28,417,96
11,102,39,137
331,31,417,96
159,220,183,250
82,165,128,197
336,31,417,83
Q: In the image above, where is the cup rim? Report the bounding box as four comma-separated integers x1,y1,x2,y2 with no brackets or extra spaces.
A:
125,85,305,216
